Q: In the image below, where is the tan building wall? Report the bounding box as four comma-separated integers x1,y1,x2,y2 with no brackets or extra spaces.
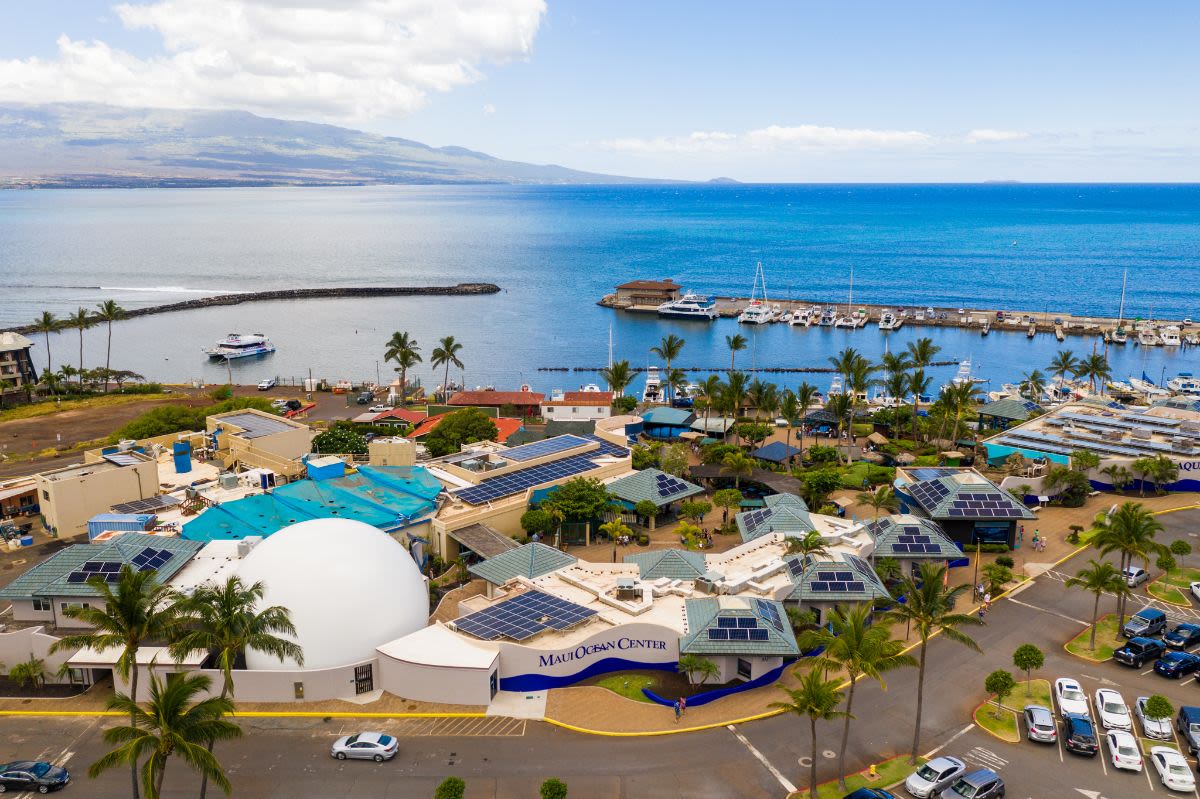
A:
36,458,158,536
206,410,313,478
369,438,416,467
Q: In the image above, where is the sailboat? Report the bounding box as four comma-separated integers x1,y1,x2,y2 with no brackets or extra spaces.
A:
1111,268,1129,344
737,261,779,324
834,265,867,328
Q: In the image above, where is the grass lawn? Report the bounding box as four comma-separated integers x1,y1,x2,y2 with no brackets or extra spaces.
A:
0,393,171,423
1160,567,1200,590
973,703,1020,742
1012,678,1052,710
593,673,657,702
1066,614,1121,661
1141,738,1180,756
1148,579,1192,606
808,755,923,799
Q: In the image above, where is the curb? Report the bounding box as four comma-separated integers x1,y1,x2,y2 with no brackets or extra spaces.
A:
0,710,488,719
970,699,1021,744
1146,576,1193,607
1062,613,1116,664
542,707,786,737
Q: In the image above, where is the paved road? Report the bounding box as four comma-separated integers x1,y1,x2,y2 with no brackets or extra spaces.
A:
3,508,1197,798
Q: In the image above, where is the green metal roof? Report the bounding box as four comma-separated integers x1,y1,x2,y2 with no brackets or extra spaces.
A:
735,493,816,542
865,515,963,560
504,421,595,447
0,533,203,600
467,542,577,585
624,548,707,580
906,474,1036,521
606,468,704,508
978,397,1043,422
785,554,891,603
690,416,735,434
641,407,695,426
680,597,799,656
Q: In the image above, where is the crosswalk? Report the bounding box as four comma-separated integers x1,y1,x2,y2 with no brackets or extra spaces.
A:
1039,569,1200,623
965,745,1009,772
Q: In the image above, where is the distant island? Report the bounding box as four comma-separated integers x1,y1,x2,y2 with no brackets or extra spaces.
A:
0,103,675,189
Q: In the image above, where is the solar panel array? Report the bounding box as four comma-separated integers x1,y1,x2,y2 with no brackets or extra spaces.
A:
453,590,597,641
111,495,181,515
944,490,1026,518
891,525,945,554
131,547,174,571
907,479,951,509
786,558,806,578
220,411,296,439
453,454,602,505
579,434,630,458
708,627,769,641
501,435,590,462
809,566,866,594
910,467,960,482
66,560,124,584
103,452,144,467
741,508,773,536
754,599,786,632
654,472,693,498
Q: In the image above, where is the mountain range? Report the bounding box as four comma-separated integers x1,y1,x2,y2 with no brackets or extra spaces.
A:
0,103,656,188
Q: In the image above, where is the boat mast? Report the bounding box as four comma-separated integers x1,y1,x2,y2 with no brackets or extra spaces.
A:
759,261,768,304
607,323,613,369
1117,267,1127,324
847,264,854,316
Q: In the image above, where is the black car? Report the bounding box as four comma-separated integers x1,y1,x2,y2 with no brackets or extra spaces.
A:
1155,651,1200,679
1166,623,1200,650
0,760,71,793
1114,636,1167,667
1063,713,1099,756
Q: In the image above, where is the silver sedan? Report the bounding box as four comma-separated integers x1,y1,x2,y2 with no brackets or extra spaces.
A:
330,732,398,762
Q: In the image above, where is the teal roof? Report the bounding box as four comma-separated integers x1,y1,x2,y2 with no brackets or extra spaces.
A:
641,407,695,426
624,549,707,580
978,397,1043,422
904,473,1036,521
865,516,963,560
735,493,816,542
0,533,202,600
467,542,577,585
785,554,890,603
607,468,704,508
680,597,799,656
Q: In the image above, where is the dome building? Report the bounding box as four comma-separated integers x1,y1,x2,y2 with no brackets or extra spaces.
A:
235,518,429,670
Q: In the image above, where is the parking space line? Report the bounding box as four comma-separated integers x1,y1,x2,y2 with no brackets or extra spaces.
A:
1087,695,1108,776
1143,667,1156,676
728,726,796,794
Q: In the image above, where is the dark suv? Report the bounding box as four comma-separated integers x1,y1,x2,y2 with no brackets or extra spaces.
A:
1063,713,1099,756
1122,608,1168,639
1114,636,1167,667
1178,706,1200,755
944,769,1005,799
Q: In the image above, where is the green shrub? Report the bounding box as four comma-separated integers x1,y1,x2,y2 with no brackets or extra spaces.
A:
311,424,368,455
434,777,466,799
540,778,568,799
424,408,499,457
209,385,233,401
978,543,1010,554
995,555,1015,569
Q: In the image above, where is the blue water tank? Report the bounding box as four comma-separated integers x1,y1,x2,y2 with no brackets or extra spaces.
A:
173,441,192,474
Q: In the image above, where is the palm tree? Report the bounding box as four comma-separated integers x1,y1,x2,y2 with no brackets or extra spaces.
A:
65,306,94,381
770,668,849,798
779,389,800,465
51,567,186,799
1077,353,1111,395
89,673,242,799
726,334,748,372
878,351,913,379
884,562,984,763
795,381,818,460
746,379,771,420
785,529,831,560
857,486,898,518
724,371,750,442
1091,501,1167,627
1048,349,1079,388
1100,464,1132,494
384,331,422,403
650,334,685,401
430,336,464,401
1131,457,1156,497
168,577,303,799
941,381,983,442
1065,560,1131,651
31,311,59,382
600,359,633,398
665,368,688,405
95,300,126,392
905,337,941,369
828,347,862,392
844,356,874,461
721,451,755,488
825,393,852,461
907,369,933,443
1020,370,1047,402
1148,454,1179,495
800,603,916,789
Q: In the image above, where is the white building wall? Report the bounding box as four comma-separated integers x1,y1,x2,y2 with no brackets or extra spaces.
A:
376,655,497,706
541,405,611,421
497,622,679,686
0,626,77,685
117,658,378,703
9,599,53,623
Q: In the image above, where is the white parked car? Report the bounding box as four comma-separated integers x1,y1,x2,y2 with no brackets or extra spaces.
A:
1151,746,1196,792
257,377,277,390
1136,696,1174,740
1094,688,1131,731
1191,581,1200,603
1055,677,1090,718
330,732,397,762
1106,730,1143,772
368,405,392,413
903,755,966,798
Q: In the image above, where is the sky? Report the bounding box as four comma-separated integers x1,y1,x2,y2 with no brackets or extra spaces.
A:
1,1,1198,181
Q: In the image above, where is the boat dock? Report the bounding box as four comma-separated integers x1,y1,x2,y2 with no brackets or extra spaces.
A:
599,291,1181,341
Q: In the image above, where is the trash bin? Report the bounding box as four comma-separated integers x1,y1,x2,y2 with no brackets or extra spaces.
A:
19,535,34,547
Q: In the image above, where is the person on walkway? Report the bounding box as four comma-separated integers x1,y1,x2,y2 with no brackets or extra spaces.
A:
679,695,687,715
978,605,987,622
673,700,681,723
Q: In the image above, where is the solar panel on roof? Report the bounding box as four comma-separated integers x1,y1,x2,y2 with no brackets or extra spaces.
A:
709,629,729,640
502,435,590,462
816,571,837,581
453,454,603,504
81,561,104,572
111,495,180,515
220,411,296,439
103,452,144,467
452,590,597,641
787,559,805,578
728,628,749,640
749,629,770,641
753,599,785,632
736,617,757,628
67,572,89,583
104,572,121,583
811,583,829,592
101,562,122,573
717,617,737,628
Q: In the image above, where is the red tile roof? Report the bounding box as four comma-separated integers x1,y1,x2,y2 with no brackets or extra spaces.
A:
410,413,524,443
448,390,544,406
542,391,613,407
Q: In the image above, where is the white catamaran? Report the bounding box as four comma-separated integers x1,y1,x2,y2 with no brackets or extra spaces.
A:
204,332,276,360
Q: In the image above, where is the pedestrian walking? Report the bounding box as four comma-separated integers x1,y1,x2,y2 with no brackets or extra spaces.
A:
679,695,687,715
673,700,681,723
984,592,992,607
978,606,987,622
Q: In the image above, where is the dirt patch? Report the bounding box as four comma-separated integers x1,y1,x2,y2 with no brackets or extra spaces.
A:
0,678,89,699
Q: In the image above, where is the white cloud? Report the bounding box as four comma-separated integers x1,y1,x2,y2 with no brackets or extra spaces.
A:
0,0,546,122
599,123,932,154
965,129,1030,144
482,103,496,116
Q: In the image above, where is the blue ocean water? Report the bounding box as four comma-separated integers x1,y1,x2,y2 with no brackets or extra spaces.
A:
0,183,1198,394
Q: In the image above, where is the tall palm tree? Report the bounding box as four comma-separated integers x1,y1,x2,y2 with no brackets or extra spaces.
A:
169,577,303,799
721,451,755,488
1100,464,1132,494
725,333,747,372
384,331,422,403
430,336,464,402
800,603,916,789
1020,370,1047,402
785,530,831,560
828,346,861,389
1048,350,1079,388
95,300,126,391
941,381,983,442
89,673,242,799
825,393,852,461
1077,353,1111,394
1065,560,1131,651
779,389,800,465
600,359,633,398
1091,501,1167,626
884,562,984,763
698,374,725,433
795,381,818,460
51,567,186,799
770,668,849,798
724,371,750,442
905,337,941,369
65,306,94,381
32,311,59,382
650,334,685,401
665,367,688,405
907,369,933,443
1148,453,1180,495
857,486,898,518
878,351,913,379
844,356,874,461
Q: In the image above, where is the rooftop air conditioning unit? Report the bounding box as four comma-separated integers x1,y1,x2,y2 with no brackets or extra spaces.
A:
236,536,263,558
615,578,639,601
1130,427,1153,440
491,459,508,470
219,473,239,489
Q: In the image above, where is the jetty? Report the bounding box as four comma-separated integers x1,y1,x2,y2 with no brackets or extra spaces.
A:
10,283,501,334
599,288,1180,341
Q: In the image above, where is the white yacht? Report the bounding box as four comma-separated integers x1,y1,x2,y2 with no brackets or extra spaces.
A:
1129,375,1170,398
1111,325,1129,345
788,306,816,327
203,332,276,360
834,312,866,329
827,375,844,397
1137,328,1161,346
818,306,838,326
1160,326,1182,347
641,367,663,404
949,358,987,387
657,292,719,321
1186,331,1200,346
878,310,900,330
1167,374,1200,396
738,261,778,324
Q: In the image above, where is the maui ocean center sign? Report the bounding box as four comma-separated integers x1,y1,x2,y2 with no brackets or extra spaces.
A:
537,636,668,668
